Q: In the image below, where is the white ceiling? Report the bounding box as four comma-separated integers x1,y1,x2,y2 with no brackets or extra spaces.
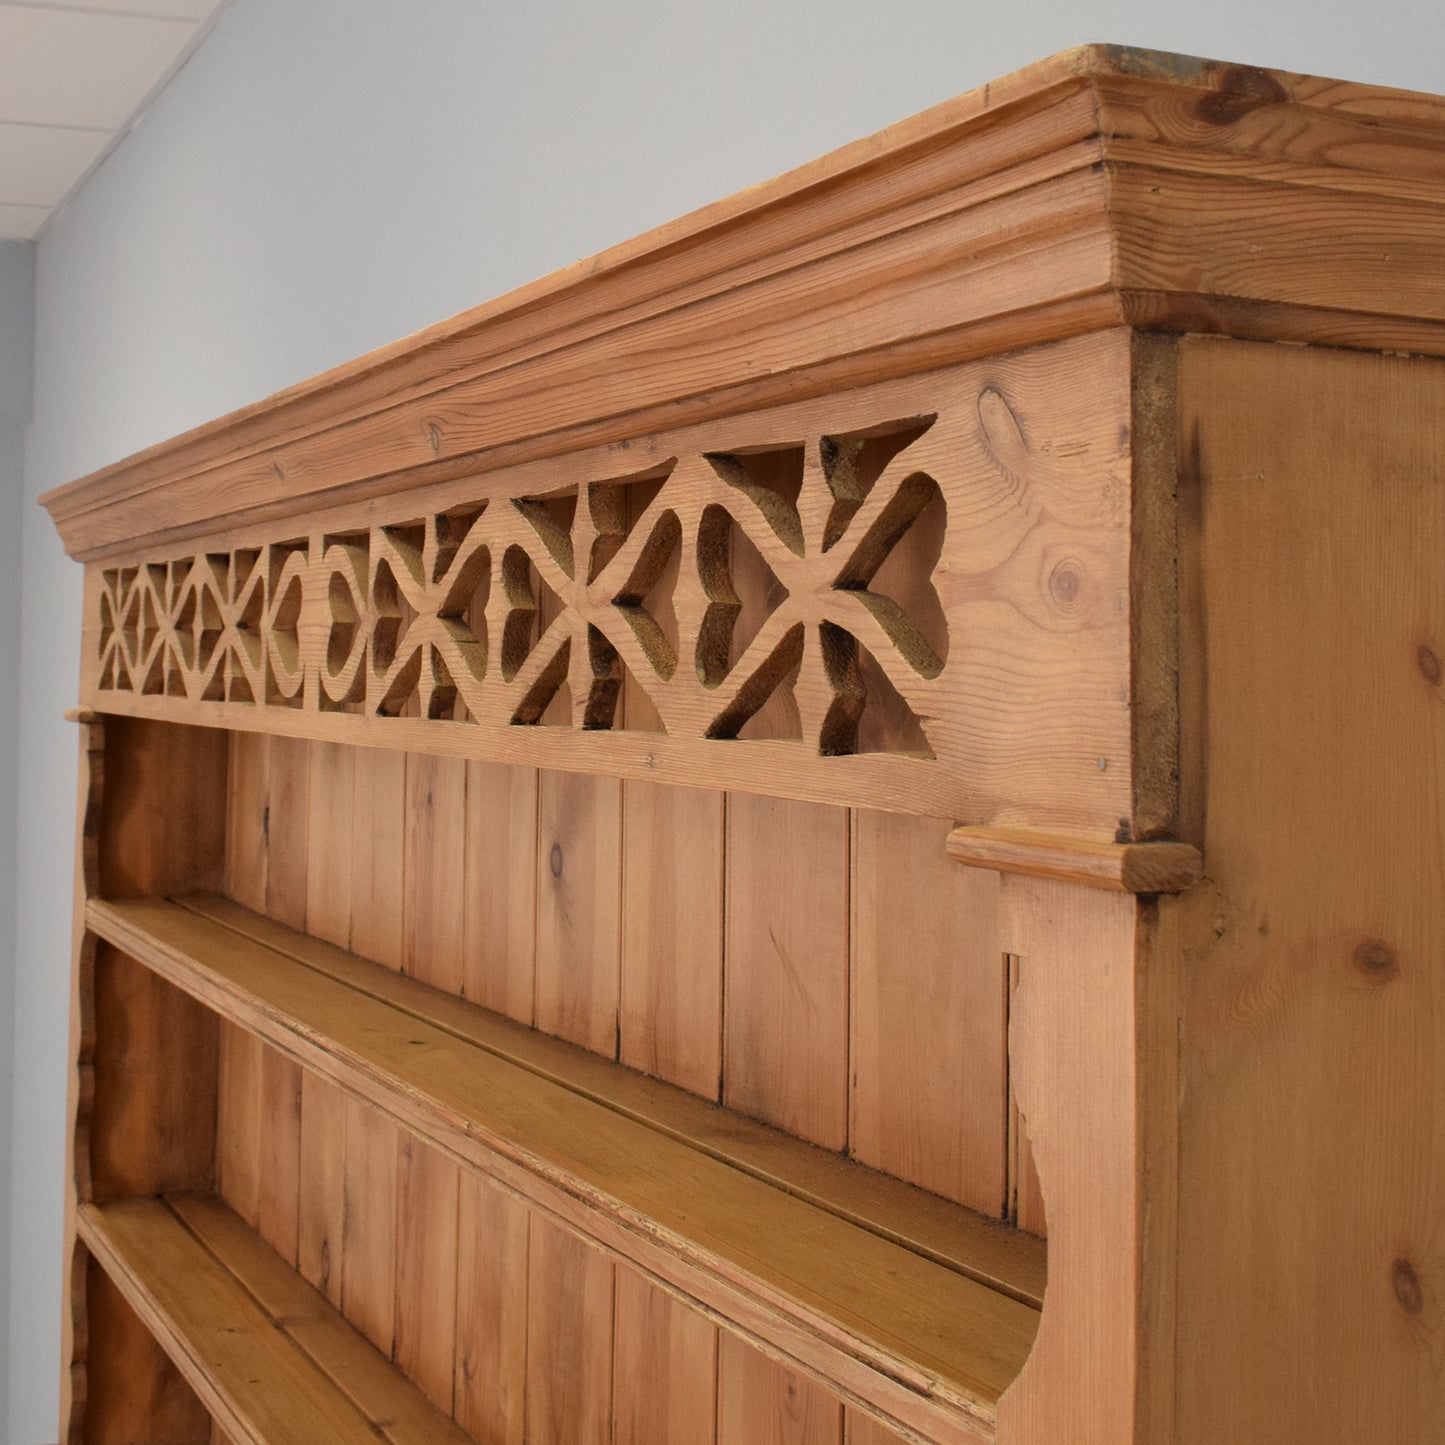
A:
0,0,233,241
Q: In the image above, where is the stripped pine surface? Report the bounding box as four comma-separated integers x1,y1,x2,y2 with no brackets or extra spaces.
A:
462,760,538,1021
724,793,850,1150
536,771,622,1056
611,1266,719,1445
88,892,1040,1438
717,1332,843,1445
453,1168,529,1443
619,780,725,1099
79,1194,470,1445
393,1137,460,1414
851,811,1006,1215
225,736,1018,1221
526,1215,616,1445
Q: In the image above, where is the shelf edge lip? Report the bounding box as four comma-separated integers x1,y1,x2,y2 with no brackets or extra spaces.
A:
946,825,1203,893
82,893,1024,1439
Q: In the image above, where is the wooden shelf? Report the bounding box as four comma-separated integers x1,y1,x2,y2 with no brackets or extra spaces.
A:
78,1193,470,1445
88,892,1044,1441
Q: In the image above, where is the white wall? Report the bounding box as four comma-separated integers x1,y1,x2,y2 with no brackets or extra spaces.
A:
0,235,34,1445
7,0,1439,1439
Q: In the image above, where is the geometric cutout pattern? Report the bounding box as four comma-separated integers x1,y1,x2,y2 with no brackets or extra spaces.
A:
95,414,943,759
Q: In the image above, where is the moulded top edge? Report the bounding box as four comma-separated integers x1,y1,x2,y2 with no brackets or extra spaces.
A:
40,43,1445,561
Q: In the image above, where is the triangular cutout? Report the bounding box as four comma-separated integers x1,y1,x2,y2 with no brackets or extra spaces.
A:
500,544,564,683
587,466,672,582
514,490,578,578
706,445,805,556
707,622,805,741
511,636,572,727
612,509,681,680
855,638,935,758
694,504,789,688
819,416,935,551
833,471,948,677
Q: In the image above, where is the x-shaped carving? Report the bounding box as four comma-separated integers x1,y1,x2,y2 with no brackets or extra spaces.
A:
369,510,490,719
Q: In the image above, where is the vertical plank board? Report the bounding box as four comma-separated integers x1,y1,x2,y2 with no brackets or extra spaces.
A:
256,1044,302,1266
454,1170,529,1445
993,879,1152,1445
1009,957,1047,1236
297,1071,347,1307
263,735,311,930
851,810,1006,1215
526,1214,615,1445
224,730,269,913
83,1261,211,1445
351,746,406,969
393,1137,460,1414
339,1098,399,1358
717,1333,842,1445
1168,338,1445,1444
214,1020,262,1229
403,752,468,992
844,1412,909,1445
612,1267,718,1445
536,771,622,1056
306,740,355,949
619,781,725,1099
462,760,538,1022
724,793,849,1149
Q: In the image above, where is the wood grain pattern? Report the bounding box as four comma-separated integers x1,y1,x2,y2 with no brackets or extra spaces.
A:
536,771,622,1056
297,1071,348,1307
392,1137,459,1414
263,736,311,930
611,1267,718,1445
81,1194,471,1445
306,740,355,948
462,760,538,1021
619,780,725,1098
225,730,268,913
403,752,467,992
173,1193,472,1445
852,812,1006,1215
91,894,1037,1435
350,746,406,968
88,941,218,1205
1167,336,1445,1444
845,1411,910,1445
946,827,1201,893
993,878,1168,1445
183,892,1044,1304
454,1169,529,1444
1007,958,1047,1239
526,1216,615,1445
42,48,1445,568
83,1259,210,1445
69,343,1142,834
257,1045,302,1266
717,1333,842,1445
98,717,228,899
215,1021,262,1227
725,793,849,1150
339,1098,399,1359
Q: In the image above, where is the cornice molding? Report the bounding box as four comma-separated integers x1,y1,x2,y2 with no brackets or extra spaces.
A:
42,44,1445,561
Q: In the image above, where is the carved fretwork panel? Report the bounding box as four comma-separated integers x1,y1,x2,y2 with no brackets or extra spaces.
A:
82,335,1138,826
